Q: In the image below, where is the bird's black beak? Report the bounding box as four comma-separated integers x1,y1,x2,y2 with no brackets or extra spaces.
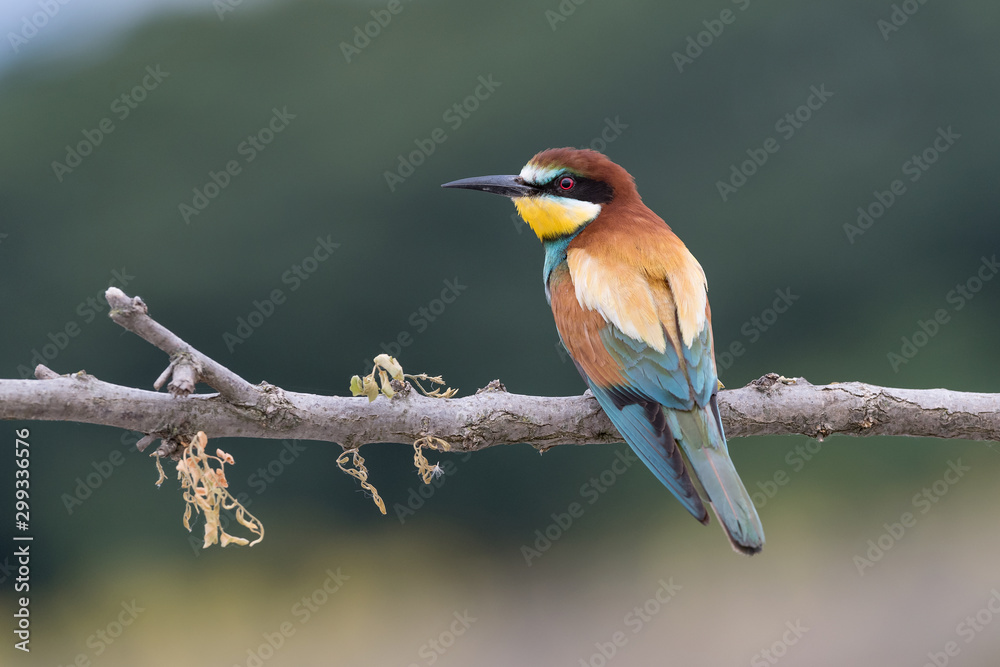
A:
441,175,538,198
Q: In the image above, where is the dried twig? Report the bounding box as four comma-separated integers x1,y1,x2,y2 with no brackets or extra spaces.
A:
105,287,258,405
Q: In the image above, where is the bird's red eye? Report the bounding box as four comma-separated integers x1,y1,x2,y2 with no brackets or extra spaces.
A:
559,176,575,190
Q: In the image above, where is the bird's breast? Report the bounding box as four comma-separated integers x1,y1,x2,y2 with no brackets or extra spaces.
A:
548,265,627,387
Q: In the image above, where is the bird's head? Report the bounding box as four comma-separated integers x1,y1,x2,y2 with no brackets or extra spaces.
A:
442,148,636,242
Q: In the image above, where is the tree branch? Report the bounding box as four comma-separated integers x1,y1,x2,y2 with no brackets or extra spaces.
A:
106,287,260,405
1,290,997,449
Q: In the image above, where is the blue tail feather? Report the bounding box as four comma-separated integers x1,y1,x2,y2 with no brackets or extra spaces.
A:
665,399,765,554
588,383,708,524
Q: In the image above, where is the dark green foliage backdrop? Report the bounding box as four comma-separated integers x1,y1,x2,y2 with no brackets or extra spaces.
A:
1,1,999,664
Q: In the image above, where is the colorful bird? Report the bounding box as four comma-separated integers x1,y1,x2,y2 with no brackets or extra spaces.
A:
442,148,764,554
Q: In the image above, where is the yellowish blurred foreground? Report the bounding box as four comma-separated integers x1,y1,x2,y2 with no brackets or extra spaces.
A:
11,477,1000,667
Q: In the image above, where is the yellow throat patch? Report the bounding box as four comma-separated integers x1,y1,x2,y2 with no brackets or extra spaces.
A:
514,195,602,241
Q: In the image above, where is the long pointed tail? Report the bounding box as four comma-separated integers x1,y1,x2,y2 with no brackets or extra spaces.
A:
666,399,765,555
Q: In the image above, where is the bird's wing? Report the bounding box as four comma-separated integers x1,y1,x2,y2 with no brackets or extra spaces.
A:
548,262,711,522
552,246,764,553
560,242,717,409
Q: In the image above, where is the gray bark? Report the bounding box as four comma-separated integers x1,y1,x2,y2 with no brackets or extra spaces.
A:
1,289,997,449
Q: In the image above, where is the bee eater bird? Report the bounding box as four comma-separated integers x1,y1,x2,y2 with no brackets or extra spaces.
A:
442,148,764,554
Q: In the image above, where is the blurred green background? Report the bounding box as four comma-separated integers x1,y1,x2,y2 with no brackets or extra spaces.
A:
2,0,1000,664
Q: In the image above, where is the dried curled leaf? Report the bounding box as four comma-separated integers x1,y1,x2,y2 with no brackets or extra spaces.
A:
350,355,456,400
343,357,459,513
336,448,386,515
362,375,379,402
405,373,458,399
374,354,404,381
379,369,395,399
413,436,451,485
153,453,168,487
166,431,265,549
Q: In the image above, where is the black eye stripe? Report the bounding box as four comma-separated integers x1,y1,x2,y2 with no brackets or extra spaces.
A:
547,174,613,204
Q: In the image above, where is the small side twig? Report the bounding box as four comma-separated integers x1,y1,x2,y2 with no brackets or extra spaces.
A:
33,365,61,380
165,352,200,397
105,287,259,405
